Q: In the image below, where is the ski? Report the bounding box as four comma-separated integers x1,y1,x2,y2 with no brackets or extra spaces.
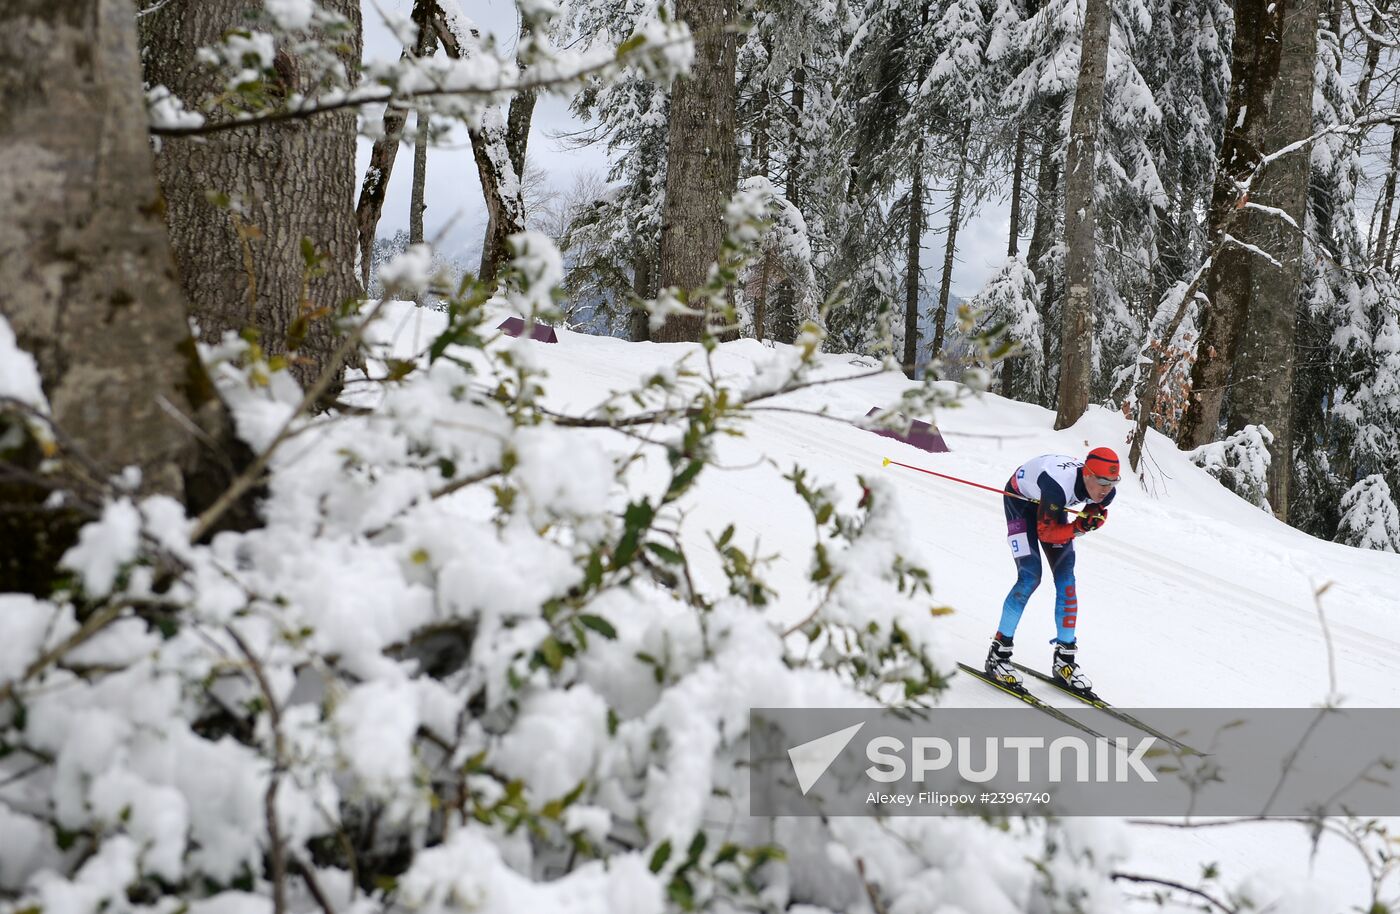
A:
956,662,1107,740
1010,662,1204,755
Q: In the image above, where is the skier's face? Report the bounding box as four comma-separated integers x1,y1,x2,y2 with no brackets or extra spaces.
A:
1084,473,1116,501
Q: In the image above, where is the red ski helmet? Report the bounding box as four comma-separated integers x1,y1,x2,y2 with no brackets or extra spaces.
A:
1084,447,1121,482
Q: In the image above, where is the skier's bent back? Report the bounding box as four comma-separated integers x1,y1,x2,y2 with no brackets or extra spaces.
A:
984,447,1119,693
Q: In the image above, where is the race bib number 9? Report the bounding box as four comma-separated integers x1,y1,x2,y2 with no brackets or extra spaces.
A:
1008,532,1031,556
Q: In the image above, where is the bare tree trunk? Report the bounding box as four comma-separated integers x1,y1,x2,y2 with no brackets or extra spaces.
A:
1053,0,1111,430
1379,129,1400,268
1179,0,1316,469
1355,0,1390,109
1002,125,1030,398
1,0,247,592
755,250,773,341
903,142,925,378
410,111,430,246
409,20,440,250
787,64,805,210
630,246,654,342
1008,125,1027,258
354,0,436,287
506,89,538,182
141,0,364,393
1026,115,1062,404
1025,120,1059,273
931,122,972,372
752,76,772,341
474,66,535,282
1223,0,1317,518
655,0,739,343
471,112,527,283
771,63,806,344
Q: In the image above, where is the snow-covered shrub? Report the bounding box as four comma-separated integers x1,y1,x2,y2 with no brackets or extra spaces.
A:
1188,424,1274,510
1335,475,1400,552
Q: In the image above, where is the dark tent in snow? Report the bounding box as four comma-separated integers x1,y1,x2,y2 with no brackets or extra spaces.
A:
863,407,950,453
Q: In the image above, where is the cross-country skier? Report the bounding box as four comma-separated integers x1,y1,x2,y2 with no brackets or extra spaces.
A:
984,447,1120,694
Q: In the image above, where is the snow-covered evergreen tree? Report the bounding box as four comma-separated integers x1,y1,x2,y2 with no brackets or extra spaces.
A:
1290,23,1400,543
1189,424,1275,511
969,255,1045,402
1336,474,1400,552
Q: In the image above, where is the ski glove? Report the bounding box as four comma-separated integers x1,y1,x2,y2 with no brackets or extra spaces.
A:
1075,502,1108,534
1036,515,1076,545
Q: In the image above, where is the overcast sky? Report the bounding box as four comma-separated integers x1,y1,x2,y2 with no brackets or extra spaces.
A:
357,0,1018,298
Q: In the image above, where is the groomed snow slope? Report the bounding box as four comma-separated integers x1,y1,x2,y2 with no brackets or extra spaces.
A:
379,303,1400,911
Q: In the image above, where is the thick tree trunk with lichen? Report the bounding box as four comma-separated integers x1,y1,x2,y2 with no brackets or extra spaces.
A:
654,0,738,342
1179,0,1315,507
141,0,364,391
1209,0,1316,518
471,111,528,283
0,0,248,592
1053,0,1111,430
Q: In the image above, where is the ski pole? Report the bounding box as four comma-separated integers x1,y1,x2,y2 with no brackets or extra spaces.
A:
881,457,1089,518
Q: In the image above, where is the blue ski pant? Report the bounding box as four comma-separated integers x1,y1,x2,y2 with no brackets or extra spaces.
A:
997,491,1077,644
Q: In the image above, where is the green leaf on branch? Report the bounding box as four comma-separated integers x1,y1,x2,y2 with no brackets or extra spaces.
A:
645,541,683,565
578,614,617,639
612,499,655,568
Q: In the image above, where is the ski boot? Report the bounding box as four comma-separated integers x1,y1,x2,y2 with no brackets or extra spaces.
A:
985,633,1023,690
1051,640,1094,696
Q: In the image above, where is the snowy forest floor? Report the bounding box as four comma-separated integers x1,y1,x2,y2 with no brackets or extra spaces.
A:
373,301,1400,911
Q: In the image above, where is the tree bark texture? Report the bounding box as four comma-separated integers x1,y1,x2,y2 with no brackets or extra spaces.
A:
474,84,538,280
1179,0,1317,517
470,110,528,283
0,0,245,591
932,122,972,372
1027,116,1061,405
904,144,925,378
354,0,437,287
1355,0,1389,109
506,89,538,183
141,0,364,392
631,245,655,342
1053,0,1111,430
655,0,739,343
1220,0,1317,519
1008,125,1026,258
1378,128,1400,269
1025,118,1060,275
410,110,431,246
771,64,806,344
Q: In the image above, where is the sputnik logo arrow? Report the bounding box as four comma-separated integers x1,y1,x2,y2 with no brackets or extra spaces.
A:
787,722,865,795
